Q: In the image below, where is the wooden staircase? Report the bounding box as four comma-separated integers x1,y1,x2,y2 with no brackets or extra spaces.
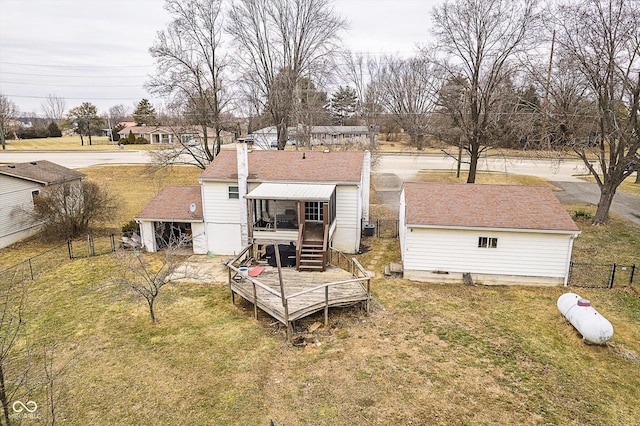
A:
298,238,326,271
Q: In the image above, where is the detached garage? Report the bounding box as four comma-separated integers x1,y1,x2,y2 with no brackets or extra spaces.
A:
135,186,206,254
399,183,581,286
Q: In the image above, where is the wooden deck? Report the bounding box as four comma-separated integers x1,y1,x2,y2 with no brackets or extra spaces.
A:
226,246,371,338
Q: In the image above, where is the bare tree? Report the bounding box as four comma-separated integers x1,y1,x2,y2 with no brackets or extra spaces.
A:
340,52,385,149
112,236,197,323
227,0,347,150
376,55,440,150
22,180,117,240
40,94,67,124
552,0,640,223
430,0,540,182
0,94,19,150
147,0,230,169
0,274,27,425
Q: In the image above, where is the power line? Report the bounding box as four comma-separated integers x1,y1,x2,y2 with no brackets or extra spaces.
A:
1,81,143,88
0,71,148,78
0,61,152,69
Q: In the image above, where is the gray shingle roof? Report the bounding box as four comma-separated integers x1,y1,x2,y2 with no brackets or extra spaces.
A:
403,182,580,232
0,160,84,185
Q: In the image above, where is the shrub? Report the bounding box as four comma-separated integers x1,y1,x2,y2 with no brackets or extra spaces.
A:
134,137,149,144
572,210,593,220
121,219,139,237
127,130,136,144
47,122,62,137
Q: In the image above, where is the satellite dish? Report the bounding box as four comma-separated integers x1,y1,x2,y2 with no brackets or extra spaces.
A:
189,203,197,213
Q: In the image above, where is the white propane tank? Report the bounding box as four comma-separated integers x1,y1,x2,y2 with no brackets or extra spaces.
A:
557,293,614,345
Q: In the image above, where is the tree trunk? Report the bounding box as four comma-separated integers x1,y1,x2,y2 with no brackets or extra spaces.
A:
79,132,84,146
635,168,640,184
467,142,479,183
593,184,617,224
0,363,10,426
148,298,156,323
276,121,288,150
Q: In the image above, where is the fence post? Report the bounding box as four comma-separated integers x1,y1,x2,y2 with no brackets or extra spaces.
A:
67,239,73,259
110,234,115,252
609,263,616,289
568,261,574,286
89,235,95,257
629,264,636,286
376,219,380,238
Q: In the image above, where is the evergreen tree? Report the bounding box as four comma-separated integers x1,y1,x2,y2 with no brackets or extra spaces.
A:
329,86,358,125
47,121,62,137
128,130,136,144
133,99,157,126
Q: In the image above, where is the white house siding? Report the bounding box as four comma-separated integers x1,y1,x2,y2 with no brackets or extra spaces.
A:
191,222,207,254
403,227,574,285
399,189,407,259
333,185,360,253
202,181,243,254
139,221,157,252
0,175,40,248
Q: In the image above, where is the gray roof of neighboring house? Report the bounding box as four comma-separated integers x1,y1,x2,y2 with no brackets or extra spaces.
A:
0,160,84,185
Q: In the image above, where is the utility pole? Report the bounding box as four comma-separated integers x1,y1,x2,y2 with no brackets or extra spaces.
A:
541,29,556,150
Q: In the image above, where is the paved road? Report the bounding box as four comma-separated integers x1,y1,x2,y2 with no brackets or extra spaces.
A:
3,149,637,224
375,153,593,182
551,181,640,226
0,150,151,168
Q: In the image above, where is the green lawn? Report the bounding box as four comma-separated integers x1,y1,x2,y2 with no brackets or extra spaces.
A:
2,167,639,425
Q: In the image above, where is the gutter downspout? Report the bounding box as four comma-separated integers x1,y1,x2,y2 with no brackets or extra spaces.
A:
564,233,579,286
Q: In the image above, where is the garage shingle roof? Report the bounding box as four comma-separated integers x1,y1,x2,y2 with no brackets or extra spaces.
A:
403,182,580,232
200,150,365,183
0,160,84,185
136,186,203,221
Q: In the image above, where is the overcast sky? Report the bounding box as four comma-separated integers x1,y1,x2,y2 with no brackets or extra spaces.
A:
0,0,443,115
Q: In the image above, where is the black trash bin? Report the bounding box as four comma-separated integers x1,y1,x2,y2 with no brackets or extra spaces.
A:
363,223,375,237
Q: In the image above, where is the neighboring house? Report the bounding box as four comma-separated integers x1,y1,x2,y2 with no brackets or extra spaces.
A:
399,183,581,286
137,146,371,269
117,125,233,145
0,160,85,248
135,186,206,254
305,125,377,146
245,125,378,149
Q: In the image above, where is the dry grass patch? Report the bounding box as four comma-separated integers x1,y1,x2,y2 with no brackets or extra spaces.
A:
2,136,160,151
416,170,554,187
78,165,203,230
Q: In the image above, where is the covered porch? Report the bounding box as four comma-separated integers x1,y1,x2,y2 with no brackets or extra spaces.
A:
246,183,337,271
226,244,371,340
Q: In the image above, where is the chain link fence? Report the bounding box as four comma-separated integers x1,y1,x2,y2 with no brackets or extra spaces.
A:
568,262,637,289
362,218,399,239
0,235,116,286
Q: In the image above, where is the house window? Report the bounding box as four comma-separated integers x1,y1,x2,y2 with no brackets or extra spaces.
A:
304,201,324,222
478,237,498,248
228,186,239,199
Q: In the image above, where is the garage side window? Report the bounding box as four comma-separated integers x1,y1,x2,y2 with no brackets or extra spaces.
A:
228,186,239,199
478,237,498,248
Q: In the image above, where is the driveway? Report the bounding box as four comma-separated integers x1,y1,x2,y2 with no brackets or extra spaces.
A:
551,181,640,226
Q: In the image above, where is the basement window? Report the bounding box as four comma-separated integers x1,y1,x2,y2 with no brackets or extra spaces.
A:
478,237,498,248
228,186,239,199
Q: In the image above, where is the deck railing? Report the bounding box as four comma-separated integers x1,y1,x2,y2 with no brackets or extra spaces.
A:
226,244,371,341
